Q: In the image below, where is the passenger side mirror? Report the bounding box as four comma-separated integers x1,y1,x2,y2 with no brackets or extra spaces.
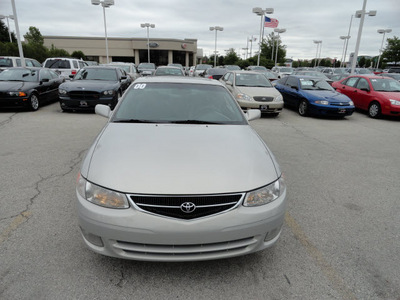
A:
95,104,112,118
226,81,233,86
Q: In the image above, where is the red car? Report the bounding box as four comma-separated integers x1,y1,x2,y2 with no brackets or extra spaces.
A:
332,75,400,118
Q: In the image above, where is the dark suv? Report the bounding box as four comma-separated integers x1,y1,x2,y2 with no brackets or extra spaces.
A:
388,67,400,73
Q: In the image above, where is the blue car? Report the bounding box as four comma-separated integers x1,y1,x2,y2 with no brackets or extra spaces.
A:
274,75,355,117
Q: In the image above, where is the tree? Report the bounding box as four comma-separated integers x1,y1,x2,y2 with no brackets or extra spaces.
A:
224,48,240,65
48,44,70,57
24,26,44,46
260,33,286,67
71,51,85,59
382,36,400,65
0,20,16,43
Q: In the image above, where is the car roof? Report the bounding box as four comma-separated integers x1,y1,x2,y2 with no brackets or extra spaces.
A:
134,76,223,86
228,70,264,75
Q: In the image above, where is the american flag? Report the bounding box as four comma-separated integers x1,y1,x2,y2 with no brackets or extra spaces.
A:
264,16,279,28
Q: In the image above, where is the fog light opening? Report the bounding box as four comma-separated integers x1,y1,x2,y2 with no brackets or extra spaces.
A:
80,227,104,247
264,225,282,242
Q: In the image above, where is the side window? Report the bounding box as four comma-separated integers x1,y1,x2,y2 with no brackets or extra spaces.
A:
73,61,78,68
30,59,42,67
16,59,21,67
25,60,34,67
222,72,230,82
356,78,369,90
286,77,298,88
343,77,359,87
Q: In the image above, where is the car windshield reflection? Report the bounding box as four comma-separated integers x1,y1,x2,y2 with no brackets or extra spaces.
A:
112,83,246,125
235,73,272,87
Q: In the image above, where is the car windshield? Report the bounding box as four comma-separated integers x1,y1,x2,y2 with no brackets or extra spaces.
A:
138,63,155,70
0,68,38,82
300,78,333,91
44,59,70,69
74,68,118,81
370,78,400,92
235,73,272,87
225,65,241,70
110,64,130,73
357,69,373,74
112,82,246,125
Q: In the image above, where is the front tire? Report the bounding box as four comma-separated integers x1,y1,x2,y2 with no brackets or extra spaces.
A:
298,100,308,117
368,102,381,119
29,94,39,111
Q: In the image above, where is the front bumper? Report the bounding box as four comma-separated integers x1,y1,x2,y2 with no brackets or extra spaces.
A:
238,100,284,114
59,95,117,111
77,189,287,262
309,104,355,116
0,96,30,108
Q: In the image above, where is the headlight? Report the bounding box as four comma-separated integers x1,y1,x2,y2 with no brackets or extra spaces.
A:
315,100,329,105
59,89,67,95
8,91,26,97
77,174,129,209
236,93,253,101
102,90,115,96
389,99,400,106
274,95,283,102
243,176,286,207
349,101,354,106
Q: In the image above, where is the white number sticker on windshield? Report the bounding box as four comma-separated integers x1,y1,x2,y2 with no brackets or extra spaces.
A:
134,83,146,89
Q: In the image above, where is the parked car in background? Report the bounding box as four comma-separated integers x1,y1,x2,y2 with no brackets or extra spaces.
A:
43,57,88,79
58,66,130,112
167,63,184,70
247,65,268,72
108,62,140,81
388,67,400,73
137,63,156,76
77,76,287,261
259,71,279,81
345,68,374,75
381,73,400,82
321,68,349,79
274,75,355,117
332,75,400,118
220,71,284,116
292,70,333,85
330,74,349,82
223,65,241,71
200,67,227,80
0,67,64,111
85,61,99,66
271,66,294,78
154,66,185,76
0,56,42,72
193,64,212,77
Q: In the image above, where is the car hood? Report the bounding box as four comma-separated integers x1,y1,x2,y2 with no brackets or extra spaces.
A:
60,80,119,91
0,81,34,91
301,90,352,102
236,86,281,97
82,123,279,195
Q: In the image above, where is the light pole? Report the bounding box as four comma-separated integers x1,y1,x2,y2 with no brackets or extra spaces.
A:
340,36,351,68
0,14,14,42
252,7,274,66
10,0,24,66
376,29,391,69
350,0,376,75
209,26,223,67
274,28,286,66
141,23,155,63
313,40,322,67
91,0,114,64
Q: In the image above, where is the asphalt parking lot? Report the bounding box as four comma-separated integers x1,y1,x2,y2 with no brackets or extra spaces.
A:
0,103,399,300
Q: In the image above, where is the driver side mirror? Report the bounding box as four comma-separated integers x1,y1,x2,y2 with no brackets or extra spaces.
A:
226,81,233,86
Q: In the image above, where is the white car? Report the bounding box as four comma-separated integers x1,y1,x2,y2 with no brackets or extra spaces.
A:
0,56,42,72
77,76,287,262
271,66,294,79
43,57,88,79
220,71,284,116
193,64,212,77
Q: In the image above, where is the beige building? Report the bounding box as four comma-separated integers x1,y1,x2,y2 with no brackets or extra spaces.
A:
43,36,200,66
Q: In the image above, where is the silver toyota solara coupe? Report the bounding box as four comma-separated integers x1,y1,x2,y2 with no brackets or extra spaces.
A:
76,76,287,262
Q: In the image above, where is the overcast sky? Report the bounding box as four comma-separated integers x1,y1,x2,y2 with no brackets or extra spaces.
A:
1,0,399,61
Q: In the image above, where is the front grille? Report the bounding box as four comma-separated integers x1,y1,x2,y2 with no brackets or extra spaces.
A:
330,102,351,106
69,91,100,100
254,96,274,102
130,193,244,220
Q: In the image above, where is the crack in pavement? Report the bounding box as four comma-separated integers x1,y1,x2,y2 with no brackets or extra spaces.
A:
0,148,87,246
0,113,18,128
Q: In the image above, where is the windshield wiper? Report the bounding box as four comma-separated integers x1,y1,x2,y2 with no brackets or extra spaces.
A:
113,119,157,123
170,120,223,124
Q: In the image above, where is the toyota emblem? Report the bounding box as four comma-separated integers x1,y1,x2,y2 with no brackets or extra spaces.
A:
180,202,196,213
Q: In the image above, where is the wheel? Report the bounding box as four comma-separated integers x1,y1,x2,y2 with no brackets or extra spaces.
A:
368,102,381,119
29,94,39,111
298,100,308,116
